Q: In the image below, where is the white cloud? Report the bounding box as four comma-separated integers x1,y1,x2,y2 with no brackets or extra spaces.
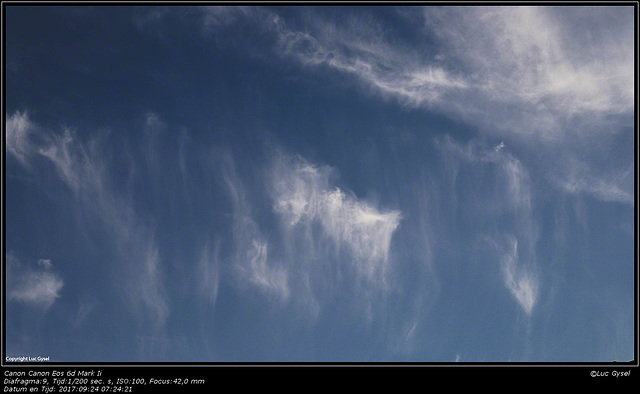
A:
319,188,401,282
221,150,290,301
422,7,634,206
38,128,92,194
125,232,170,331
6,112,170,332
7,254,63,310
144,112,167,133
423,6,633,128
252,6,629,138
273,15,467,109
269,152,401,299
72,295,98,329
38,259,52,269
196,239,221,311
437,135,533,212
223,6,633,206
438,136,541,315
10,271,64,309
6,111,36,166
43,131,169,329
500,236,539,316
194,6,633,208
246,240,290,300
201,6,251,29
551,156,634,205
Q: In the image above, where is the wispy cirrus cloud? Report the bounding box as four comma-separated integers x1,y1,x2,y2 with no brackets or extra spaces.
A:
196,238,221,312
499,235,539,315
421,6,632,133
437,136,540,315
7,253,64,310
6,111,37,167
220,150,290,302
5,111,170,333
258,6,631,135
273,10,468,109
198,6,633,206
549,153,634,205
268,151,401,320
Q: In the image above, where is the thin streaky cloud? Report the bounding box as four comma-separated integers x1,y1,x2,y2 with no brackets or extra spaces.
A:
273,14,468,108
9,271,64,309
220,149,291,301
38,259,52,269
6,253,64,311
500,235,539,316
267,151,402,324
422,6,633,126
437,135,541,315
202,6,633,207
196,238,221,312
6,111,37,167
246,240,290,300
7,111,170,332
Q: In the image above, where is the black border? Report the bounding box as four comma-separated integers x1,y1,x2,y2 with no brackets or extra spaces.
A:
1,0,638,387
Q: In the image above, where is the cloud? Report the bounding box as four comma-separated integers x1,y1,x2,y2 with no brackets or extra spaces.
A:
550,155,634,205
437,136,540,315
436,135,533,211
422,6,633,131
319,188,401,282
203,6,633,206
272,12,467,109
38,259,52,269
200,6,251,29
422,7,633,206
10,272,64,308
500,236,539,315
6,111,170,332
37,128,95,194
268,151,401,318
196,239,221,312
250,6,629,137
221,150,291,301
144,112,167,133
245,240,289,300
6,111,37,167
72,295,98,329
7,254,63,310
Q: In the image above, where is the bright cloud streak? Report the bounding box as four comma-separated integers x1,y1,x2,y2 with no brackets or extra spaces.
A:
221,150,291,302
6,111,36,167
437,135,541,315
269,152,401,293
249,6,631,136
6,112,170,332
422,6,633,128
216,6,633,206
500,236,539,315
273,15,468,108
9,271,64,308
6,254,63,310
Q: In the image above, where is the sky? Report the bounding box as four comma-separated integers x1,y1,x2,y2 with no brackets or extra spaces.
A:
3,5,636,363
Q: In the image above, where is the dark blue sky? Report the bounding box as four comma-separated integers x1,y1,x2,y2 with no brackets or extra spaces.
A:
4,5,635,362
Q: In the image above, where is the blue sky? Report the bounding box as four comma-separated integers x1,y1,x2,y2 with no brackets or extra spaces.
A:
4,5,635,362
